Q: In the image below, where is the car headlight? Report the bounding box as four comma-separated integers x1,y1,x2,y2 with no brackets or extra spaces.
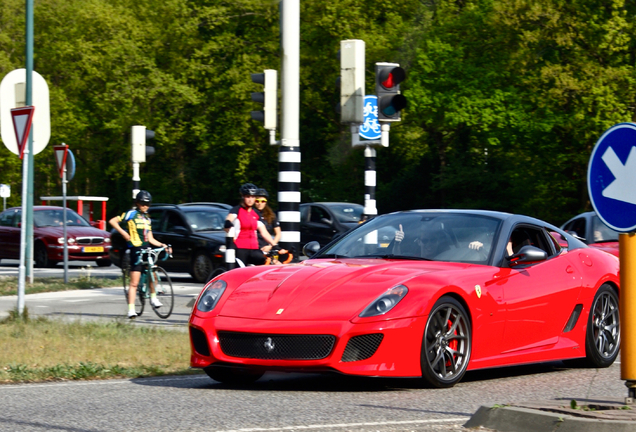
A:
359,285,408,318
104,238,111,243
197,280,227,313
57,237,76,245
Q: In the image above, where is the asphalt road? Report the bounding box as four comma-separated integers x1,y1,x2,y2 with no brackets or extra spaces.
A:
0,260,631,432
0,259,204,325
0,362,627,432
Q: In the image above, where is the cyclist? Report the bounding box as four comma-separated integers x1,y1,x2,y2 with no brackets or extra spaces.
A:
109,190,171,319
224,183,277,266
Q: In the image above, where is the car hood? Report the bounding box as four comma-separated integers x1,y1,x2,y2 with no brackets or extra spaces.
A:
191,230,225,243
219,259,466,321
36,226,110,238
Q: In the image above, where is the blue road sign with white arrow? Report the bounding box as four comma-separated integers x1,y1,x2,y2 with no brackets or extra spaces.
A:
588,122,636,232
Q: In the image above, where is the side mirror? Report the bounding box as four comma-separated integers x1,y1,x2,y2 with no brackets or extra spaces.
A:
173,226,189,236
320,218,332,226
567,230,586,242
506,245,547,265
303,241,321,258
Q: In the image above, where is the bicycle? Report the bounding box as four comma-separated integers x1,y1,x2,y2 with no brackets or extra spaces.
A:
121,245,174,319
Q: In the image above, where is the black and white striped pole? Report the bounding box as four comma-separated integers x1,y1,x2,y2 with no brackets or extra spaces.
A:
363,146,377,219
225,227,235,271
278,0,301,258
278,146,301,256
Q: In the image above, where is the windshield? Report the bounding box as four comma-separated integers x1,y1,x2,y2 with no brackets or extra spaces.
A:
34,209,91,227
330,204,364,223
183,209,228,232
592,215,619,243
316,212,502,264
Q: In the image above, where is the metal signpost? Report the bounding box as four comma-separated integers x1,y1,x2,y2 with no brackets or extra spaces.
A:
10,106,35,315
54,144,70,283
587,122,636,403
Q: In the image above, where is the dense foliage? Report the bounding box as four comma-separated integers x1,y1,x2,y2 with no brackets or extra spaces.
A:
0,0,634,225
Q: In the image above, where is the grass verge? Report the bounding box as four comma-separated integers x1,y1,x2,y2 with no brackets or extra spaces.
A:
0,275,123,296
0,309,198,383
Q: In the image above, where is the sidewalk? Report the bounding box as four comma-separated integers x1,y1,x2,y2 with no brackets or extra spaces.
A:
465,397,636,432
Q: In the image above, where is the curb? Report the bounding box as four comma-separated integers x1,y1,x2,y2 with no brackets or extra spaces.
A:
465,404,636,432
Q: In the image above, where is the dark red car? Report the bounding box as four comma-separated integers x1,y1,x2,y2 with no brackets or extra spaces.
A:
0,206,111,267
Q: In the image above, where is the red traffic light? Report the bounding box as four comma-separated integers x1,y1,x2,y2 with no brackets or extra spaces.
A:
378,67,405,90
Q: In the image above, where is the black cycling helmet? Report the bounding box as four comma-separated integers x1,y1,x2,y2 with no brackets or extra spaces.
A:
256,188,269,198
239,183,258,196
135,190,152,205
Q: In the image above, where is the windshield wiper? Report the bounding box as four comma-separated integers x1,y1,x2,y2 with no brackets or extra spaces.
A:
315,253,341,259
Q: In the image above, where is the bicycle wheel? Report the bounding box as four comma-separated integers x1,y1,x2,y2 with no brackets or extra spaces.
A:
151,266,174,319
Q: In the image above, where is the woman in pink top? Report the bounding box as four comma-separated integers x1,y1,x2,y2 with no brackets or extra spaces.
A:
225,183,276,266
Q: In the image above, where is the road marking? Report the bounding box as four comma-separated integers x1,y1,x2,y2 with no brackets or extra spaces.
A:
214,418,469,432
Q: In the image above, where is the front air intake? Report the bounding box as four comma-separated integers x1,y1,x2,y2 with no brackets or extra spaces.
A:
341,334,384,362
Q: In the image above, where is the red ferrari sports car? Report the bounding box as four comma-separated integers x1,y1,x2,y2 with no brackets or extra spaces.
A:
189,210,620,388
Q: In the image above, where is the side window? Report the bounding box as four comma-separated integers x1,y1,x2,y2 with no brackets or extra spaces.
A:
148,210,164,232
300,206,309,222
508,226,554,257
164,211,188,233
310,206,329,224
0,210,15,227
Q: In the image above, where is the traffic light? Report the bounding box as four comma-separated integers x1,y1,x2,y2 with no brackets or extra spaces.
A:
250,69,277,130
375,62,407,121
340,39,365,124
131,125,155,163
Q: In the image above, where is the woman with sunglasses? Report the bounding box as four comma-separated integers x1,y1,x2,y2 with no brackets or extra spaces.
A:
224,183,277,266
254,188,281,253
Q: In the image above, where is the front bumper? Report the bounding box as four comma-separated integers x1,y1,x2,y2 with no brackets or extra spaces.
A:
189,315,426,377
47,244,111,261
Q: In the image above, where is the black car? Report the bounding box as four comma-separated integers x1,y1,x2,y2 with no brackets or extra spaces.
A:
109,203,230,283
299,202,364,248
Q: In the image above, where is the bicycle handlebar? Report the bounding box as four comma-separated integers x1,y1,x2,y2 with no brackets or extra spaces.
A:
134,245,172,266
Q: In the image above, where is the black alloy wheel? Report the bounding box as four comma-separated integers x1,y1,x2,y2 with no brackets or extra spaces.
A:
191,252,213,283
34,242,49,268
421,296,472,388
585,284,620,368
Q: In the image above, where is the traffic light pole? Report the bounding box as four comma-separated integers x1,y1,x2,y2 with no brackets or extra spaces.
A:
363,146,377,219
278,0,301,258
132,162,140,200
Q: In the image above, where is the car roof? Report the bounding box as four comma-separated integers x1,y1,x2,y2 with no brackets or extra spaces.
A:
150,203,230,211
6,206,69,211
301,202,363,207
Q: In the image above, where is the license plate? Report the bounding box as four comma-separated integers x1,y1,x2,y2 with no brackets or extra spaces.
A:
83,246,104,253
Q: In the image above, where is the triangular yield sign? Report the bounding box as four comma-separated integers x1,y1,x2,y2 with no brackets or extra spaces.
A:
54,144,69,178
10,106,35,159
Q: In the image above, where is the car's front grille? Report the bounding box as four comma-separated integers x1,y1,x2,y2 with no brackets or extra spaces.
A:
76,237,104,245
341,333,384,362
218,331,335,360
